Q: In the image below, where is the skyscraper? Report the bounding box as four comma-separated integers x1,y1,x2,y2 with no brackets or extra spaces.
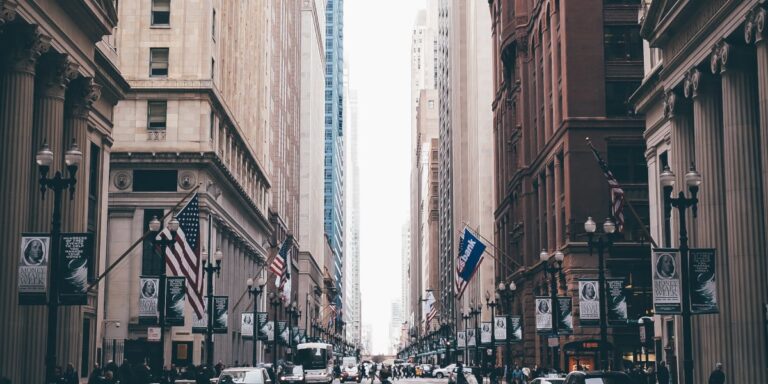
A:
324,0,346,319
346,89,361,345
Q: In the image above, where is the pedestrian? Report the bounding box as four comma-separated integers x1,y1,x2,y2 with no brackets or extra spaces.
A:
215,360,225,376
369,363,377,384
456,363,468,384
118,359,133,383
708,363,725,384
103,370,117,384
88,363,103,384
656,362,670,384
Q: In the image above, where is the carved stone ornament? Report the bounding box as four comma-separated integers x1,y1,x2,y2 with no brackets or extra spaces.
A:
0,0,17,27
683,68,702,99
755,7,767,44
709,40,730,74
178,171,196,190
663,90,677,119
68,77,102,118
744,6,766,44
113,171,132,190
3,24,51,73
36,54,80,97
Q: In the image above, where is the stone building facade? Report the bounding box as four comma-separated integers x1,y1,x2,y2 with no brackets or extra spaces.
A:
0,0,125,382
633,1,768,382
488,0,651,371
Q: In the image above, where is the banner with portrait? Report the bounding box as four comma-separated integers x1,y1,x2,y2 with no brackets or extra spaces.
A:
139,276,160,324
466,328,476,347
606,278,628,327
578,279,600,327
164,277,186,326
493,316,506,342
256,312,269,340
241,313,254,338
265,321,275,342
558,297,573,334
535,297,552,332
457,331,466,348
192,301,206,333
480,322,492,344
18,234,50,305
58,233,92,305
213,296,228,334
689,248,719,314
652,249,682,314
509,316,522,342
278,321,289,345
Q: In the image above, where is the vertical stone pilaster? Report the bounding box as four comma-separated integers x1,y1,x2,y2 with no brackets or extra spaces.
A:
712,40,768,383
747,6,768,258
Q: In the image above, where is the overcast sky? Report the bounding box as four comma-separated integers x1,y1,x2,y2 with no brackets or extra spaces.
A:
347,0,425,354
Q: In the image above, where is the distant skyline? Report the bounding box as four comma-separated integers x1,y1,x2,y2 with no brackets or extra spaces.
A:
347,0,426,354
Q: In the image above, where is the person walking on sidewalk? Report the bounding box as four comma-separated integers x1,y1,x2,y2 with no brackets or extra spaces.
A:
708,363,725,384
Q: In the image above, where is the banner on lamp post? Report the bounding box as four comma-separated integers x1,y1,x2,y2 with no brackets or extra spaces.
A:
139,276,160,324
265,321,275,342
480,322,491,344
606,278,628,327
164,277,186,326
457,331,466,349
652,249,682,314
558,297,573,334
535,297,552,333
278,321,289,345
18,234,50,305
509,316,522,342
58,233,92,305
241,313,254,339
493,316,506,342
213,296,228,334
466,328,476,347
689,248,719,314
256,312,269,340
192,301,206,334
578,279,600,327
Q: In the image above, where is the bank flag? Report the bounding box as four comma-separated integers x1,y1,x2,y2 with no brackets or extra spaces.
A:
158,194,204,319
535,297,552,332
455,227,486,297
652,249,682,314
578,279,600,327
689,249,719,314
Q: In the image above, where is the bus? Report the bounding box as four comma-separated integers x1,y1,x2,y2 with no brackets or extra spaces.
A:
295,343,334,384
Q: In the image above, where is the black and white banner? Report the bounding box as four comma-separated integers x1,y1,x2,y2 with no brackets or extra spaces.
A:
59,233,92,305
164,277,186,326
457,331,466,348
213,296,228,334
689,248,719,314
293,326,301,344
300,329,307,343
480,322,491,344
606,278,628,326
509,316,522,342
256,312,269,340
278,321,289,345
242,313,254,338
535,297,552,332
265,321,275,342
652,249,682,314
493,316,506,341
466,328,476,347
558,297,573,334
139,276,160,324
578,279,600,327
18,234,49,305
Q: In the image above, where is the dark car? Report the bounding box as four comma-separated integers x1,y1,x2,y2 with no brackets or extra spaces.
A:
564,371,633,384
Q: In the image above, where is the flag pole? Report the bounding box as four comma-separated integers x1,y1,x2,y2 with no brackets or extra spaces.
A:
87,184,201,291
459,223,522,268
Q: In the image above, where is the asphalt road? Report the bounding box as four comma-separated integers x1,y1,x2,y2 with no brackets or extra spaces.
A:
336,378,449,384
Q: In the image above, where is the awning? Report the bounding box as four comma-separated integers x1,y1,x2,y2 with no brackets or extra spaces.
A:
563,339,614,354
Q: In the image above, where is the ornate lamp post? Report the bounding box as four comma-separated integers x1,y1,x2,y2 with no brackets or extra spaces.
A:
497,281,516,370
540,249,565,372
37,140,82,383
268,291,284,366
149,215,180,373
247,274,267,366
286,300,299,356
584,216,616,370
660,164,701,384
469,301,481,366
462,311,471,364
485,291,498,367
203,247,223,371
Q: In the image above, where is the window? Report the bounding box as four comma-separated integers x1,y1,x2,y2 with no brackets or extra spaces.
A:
87,144,100,233
142,208,166,276
212,9,216,39
604,26,642,60
211,57,215,80
428,100,435,109
605,81,640,116
133,170,178,192
149,48,169,77
147,101,167,130
209,111,215,141
151,0,170,26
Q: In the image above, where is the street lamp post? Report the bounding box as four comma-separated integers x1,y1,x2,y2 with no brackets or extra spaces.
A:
660,164,701,384
286,300,299,357
247,274,267,366
584,216,616,370
540,249,565,372
462,312,470,364
36,140,83,384
470,302,481,366
203,248,223,371
485,291,498,368
269,292,283,367
149,215,180,374
497,281,516,370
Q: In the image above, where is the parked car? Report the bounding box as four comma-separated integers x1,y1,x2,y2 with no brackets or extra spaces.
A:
279,365,305,384
218,367,272,384
448,366,475,384
417,364,434,378
341,361,360,382
563,371,633,384
530,375,565,384
432,364,471,381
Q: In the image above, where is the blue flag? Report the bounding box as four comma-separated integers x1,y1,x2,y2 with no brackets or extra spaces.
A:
458,228,486,280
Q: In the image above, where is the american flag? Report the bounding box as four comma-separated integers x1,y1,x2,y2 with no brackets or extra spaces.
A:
587,138,625,231
157,193,205,319
327,303,337,328
271,235,293,291
425,291,437,324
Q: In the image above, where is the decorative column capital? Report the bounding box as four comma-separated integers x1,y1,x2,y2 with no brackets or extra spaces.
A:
0,0,17,28
709,40,733,74
66,77,101,119
1,24,51,74
745,6,766,44
36,54,80,98
683,68,702,99
663,89,678,119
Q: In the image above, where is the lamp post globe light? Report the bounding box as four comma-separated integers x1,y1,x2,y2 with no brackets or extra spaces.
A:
540,249,564,372
269,291,284,366
497,281,516,370
660,164,701,384
202,247,223,371
148,215,180,375
583,216,616,370
485,291,498,366
37,140,82,383
247,274,267,366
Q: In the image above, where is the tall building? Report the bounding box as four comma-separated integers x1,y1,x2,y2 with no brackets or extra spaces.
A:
0,2,125,382
324,0,345,321
437,0,496,345
389,300,403,355
346,89,362,346
633,1,768,382
361,323,373,356
298,0,326,349
488,0,649,370
105,0,273,368
401,220,411,334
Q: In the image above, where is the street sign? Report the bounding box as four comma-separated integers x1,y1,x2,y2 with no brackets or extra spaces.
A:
148,327,161,342
547,336,559,348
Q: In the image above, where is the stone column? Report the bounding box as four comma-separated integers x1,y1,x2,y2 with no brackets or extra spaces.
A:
554,157,563,247
712,40,768,384
686,66,732,383
0,24,50,382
